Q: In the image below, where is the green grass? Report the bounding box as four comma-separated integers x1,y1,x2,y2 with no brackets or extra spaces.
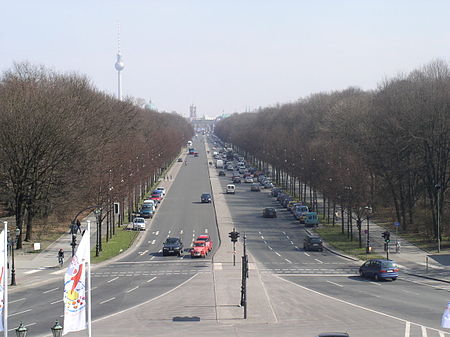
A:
91,228,139,264
316,223,384,261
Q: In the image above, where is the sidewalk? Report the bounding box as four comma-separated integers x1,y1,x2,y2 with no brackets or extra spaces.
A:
7,149,187,291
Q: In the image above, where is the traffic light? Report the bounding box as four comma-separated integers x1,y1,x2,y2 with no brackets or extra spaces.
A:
382,231,390,243
229,231,240,242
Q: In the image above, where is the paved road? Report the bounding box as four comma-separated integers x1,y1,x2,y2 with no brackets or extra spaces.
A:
6,137,219,336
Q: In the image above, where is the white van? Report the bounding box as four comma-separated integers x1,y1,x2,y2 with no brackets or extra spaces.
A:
226,184,236,194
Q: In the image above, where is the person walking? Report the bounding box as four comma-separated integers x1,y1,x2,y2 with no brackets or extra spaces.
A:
58,248,65,268
76,219,82,233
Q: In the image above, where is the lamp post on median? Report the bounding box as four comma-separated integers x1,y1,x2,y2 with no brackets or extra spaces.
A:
94,208,101,257
15,321,28,337
436,184,441,253
365,206,372,254
10,227,20,286
50,320,63,337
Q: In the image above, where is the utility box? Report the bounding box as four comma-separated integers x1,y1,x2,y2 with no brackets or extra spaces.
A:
33,243,41,251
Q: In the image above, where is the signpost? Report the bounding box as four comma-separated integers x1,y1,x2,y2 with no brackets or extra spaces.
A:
394,222,400,253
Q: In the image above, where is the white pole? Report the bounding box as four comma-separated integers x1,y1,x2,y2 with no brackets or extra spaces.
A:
86,220,92,337
3,221,7,337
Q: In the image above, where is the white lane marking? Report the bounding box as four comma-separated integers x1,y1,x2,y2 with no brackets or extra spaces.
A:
314,259,323,264
43,287,59,294
326,280,343,288
282,231,286,235
268,246,273,250
158,249,162,253
261,236,265,240
8,322,36,331
263,240,267,244
93,274,199,323
258,231,262,235
304,252,310,257
50,269,65,275
50,299,63,305
151,240,156,245
146,277,157,283
290,241,294,245
285,259,292,264
180,230,183,235
275,252,281,257
155,231,159,236
9,309,32,317
369,282,381,286
167,234,170,238
126,286,139,293
276,275,449,336
205,228,208,233
150,256,155,260
100,297,116,304
404,322,410,337
192,233,195,237
214,263,223,270
107,277,119,283
439,330,445,337
9,298,26,304
421,326,427,337
286,236,290,239
92,287,98,291
139,250,149,256
294,246,299,250
168,230,171,234
24,270,41,275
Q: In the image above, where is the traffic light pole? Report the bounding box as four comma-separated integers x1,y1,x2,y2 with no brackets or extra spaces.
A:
233,241,236,266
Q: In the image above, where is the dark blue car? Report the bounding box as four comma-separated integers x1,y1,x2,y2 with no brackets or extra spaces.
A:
359,259,399,281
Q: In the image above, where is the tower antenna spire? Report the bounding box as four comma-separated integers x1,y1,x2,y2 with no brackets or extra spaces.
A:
114,22,125,101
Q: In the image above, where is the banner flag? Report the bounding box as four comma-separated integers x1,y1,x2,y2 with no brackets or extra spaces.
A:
63,230,90,335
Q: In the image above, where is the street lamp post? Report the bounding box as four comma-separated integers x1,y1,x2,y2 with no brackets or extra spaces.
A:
94,208,101,257
365,206,372,254
10,227,20,286
436,184,441,253
15,321,28,337
50,320,63,337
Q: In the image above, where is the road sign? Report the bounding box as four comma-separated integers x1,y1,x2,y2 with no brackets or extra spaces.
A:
394,222,400,227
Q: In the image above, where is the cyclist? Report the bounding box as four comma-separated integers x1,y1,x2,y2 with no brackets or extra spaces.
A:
58,248,64,268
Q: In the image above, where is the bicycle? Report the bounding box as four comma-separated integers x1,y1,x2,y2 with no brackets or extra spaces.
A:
58,256,64,268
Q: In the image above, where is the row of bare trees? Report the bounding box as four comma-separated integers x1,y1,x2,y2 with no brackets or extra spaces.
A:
215,60,448,243
0,63,193,248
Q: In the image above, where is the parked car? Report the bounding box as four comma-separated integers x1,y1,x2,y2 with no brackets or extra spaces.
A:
303,235,323,251
163,237,183,256
304,212,319,227
244,176,254,183
177,157,183,162
218,170,226,176
263,207,277,218
271,188,282,197
359,259,399,281
194,153,199,157
191,241,208,258
156,187,166,196
132,217,146,231
263,182,274,189
196,235,213,251
250,183,260,192
201,193,212,203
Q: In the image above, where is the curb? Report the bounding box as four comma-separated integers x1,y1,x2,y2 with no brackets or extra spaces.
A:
404,272,450,284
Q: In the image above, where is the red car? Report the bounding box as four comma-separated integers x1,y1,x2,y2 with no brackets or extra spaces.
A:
150,194,161,203
191,241,208,258
196,235,213,252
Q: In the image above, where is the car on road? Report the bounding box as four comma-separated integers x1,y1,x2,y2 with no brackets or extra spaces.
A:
201,193,212,203
226,184,236,194
163,237,183,256
150,193,162,203
177,157,183,162
263,182,274,189
191,241,208,258
303,235,323,251
244,176,254,183
271,187,282,197
132,217,146,231
250,183,260,192
232,177,241,184
196,234,213,251
218,170,226,176
359,259,399,281
263,207,277,218
194,152,199,157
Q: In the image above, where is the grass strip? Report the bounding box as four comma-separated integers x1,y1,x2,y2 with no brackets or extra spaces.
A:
316,223,384,261
91,228,139,264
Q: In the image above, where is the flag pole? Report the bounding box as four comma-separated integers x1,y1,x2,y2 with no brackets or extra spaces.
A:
86,220,92,337
3,221,8,337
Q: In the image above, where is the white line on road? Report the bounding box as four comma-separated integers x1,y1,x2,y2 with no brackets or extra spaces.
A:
192,233,195,237
294,246,299,250
439,331,445,337
421,326,427,337
268,246,273,250
404,322,410,337
168,230,171,234
151,240,156,245
150,256,155,260
107,277,119,283
261,236,265,240
180,230,183,235
258,231,262,235
326,280,343,287
263,240,267,244
285,259,292,264
24,270,41,275
9,309,32,317
275,252,281,257
314,259,323,264
304,252,310,257
126,286,139,293
155,231,159,236
100,297,116,304
282,231,286,235
50,299,63,305
205,228,208,233
43,287,59,294
286,236,290,239
158,249,162,253
9,298,26,304
139,250,149,256
146,277,157,283
290,241,294,245
369,282,382,286
8,322,36,331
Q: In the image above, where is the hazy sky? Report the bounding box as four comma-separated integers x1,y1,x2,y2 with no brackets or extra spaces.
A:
1,1,449,117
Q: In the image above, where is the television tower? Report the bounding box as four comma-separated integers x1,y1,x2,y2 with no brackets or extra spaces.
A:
114,23,125,101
